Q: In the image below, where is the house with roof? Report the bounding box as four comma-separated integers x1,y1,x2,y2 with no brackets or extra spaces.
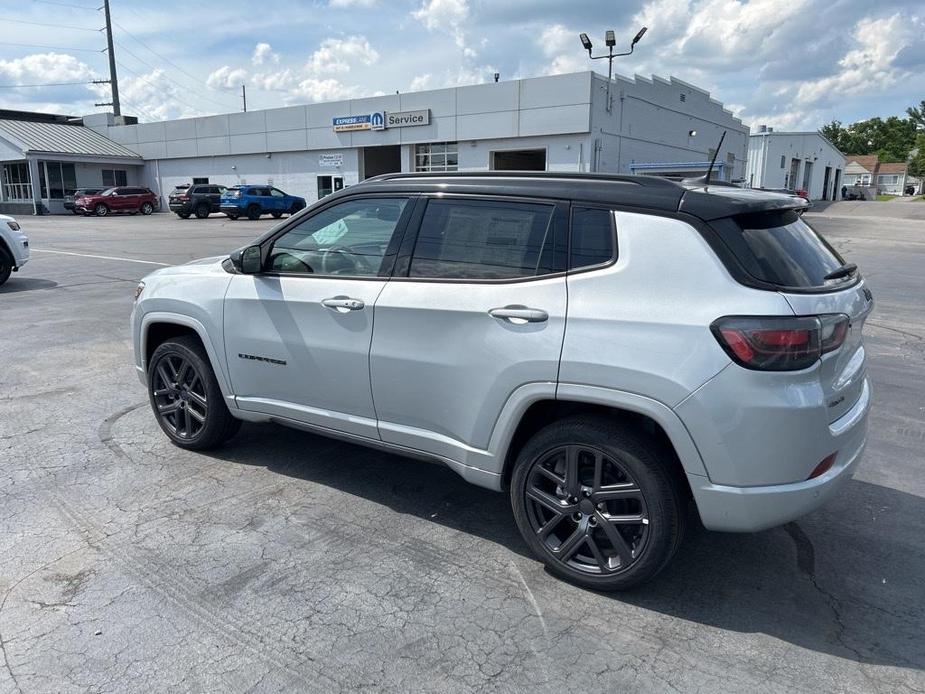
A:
842,154,919,196
0,110,144,215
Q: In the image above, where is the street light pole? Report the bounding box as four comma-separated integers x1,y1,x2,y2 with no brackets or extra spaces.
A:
579,27,647,112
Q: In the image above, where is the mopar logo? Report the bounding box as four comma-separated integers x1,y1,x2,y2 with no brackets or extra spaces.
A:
370,111,385,130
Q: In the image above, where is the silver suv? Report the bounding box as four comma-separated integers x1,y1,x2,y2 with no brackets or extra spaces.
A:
131,173,872,590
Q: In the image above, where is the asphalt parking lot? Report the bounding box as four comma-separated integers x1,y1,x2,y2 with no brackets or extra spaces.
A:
1,210,923,693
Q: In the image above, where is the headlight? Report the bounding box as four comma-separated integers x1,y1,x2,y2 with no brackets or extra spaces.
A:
6,221,20,231
133,281,145,302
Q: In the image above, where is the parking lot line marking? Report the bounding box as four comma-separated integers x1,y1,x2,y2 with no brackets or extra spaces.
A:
31,249,171,267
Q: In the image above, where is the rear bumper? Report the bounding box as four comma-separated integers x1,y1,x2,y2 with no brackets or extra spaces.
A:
689,377,870,532
169,203,193,214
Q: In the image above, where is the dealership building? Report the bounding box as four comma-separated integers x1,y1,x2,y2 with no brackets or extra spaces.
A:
0,71,749,214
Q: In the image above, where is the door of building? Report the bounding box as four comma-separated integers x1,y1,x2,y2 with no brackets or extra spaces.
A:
787,158,801,191
822,166,831,200
362,146,402,179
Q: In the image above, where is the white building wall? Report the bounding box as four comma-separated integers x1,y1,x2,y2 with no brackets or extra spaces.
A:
589,74,749,180
746,132,845,200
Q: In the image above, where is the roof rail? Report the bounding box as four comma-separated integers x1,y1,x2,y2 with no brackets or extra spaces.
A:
361,171,682,188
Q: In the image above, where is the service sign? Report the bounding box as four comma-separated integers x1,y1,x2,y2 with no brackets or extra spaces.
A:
386,109,430,128
332,115,371,132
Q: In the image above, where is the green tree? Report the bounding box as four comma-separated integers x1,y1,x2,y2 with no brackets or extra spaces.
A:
908,133,925,183
818,115,917,160
907,100,925,131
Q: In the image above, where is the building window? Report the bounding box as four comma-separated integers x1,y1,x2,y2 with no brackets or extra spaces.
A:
192,177,209,185
317,174,343,199
679,93,686,102
878,174,899,185
415,142,458,172
1,162,32,201
102,169,128,187
780,155,786,169
37,161,77,199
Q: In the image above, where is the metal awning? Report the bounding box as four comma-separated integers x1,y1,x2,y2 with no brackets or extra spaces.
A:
0,119,141,160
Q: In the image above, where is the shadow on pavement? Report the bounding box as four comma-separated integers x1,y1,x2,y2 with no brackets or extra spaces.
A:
0,277,58,294
208,421,924,672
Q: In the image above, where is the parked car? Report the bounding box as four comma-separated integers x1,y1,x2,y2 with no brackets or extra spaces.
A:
131,172,872,590
220,185,306,220
0,214,30,287
169,184,227,219
75,187,159,217
64,188,103,214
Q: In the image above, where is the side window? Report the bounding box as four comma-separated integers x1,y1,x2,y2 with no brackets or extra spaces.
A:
271,188,286,198
570,207,616,270
268,197,409,276
409,199,557,280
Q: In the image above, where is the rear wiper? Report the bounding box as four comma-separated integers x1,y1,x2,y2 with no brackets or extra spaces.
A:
824,263,857,281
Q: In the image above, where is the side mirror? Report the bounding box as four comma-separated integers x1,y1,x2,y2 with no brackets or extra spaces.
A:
230,245,262,274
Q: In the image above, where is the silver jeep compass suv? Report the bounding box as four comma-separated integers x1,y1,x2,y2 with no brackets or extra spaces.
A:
131,172,871,590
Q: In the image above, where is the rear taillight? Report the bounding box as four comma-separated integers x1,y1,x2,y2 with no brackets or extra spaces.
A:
819,314,849,354
711,314,849,371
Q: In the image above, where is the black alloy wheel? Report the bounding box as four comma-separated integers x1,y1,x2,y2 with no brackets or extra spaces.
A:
511,416,684,590
151,353,209,441
147,336,241,450
247,205,262,220
195,204,210,219
524,444,650,575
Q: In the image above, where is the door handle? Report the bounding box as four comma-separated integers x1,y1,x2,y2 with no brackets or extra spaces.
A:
322,297,365,312
489,306,548,323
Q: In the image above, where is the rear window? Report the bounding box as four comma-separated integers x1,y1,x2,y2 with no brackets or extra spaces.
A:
713,210,850,289
409,199,557,280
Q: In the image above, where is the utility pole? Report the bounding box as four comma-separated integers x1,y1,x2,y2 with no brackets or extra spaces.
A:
242,84,247,113
102,0,120,116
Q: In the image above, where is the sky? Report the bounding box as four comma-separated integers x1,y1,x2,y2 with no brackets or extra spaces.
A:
0,0,923,131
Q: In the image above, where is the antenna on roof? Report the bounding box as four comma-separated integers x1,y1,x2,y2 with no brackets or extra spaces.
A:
683,130,726,187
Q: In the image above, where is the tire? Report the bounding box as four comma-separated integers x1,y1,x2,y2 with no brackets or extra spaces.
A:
289,202,304,215
510,414,685,591
271,211,283,219
0,248,12,287
195,204,210,219
94,203,109,217
177,212,191,219
147,335,241,450
246,205,262,221
140,202,154,215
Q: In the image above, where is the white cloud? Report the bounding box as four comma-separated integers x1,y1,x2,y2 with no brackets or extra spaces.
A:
412,0,473,55
0,52,96,83
118,68,204,120
251,42,279,66
306,36,379,75
794,14,916,106
539,25,587,75
206,65,248,90
291,77,361,103
409,74,433,92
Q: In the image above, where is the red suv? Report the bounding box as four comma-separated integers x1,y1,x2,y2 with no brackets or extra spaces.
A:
75,187,159,217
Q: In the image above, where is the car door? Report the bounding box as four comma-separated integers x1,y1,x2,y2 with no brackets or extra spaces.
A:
369,195,568,465
112,188,133,211
270,188,288,213
211,186,225,211
224,195,414,439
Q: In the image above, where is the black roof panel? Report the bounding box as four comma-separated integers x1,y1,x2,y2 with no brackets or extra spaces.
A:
350,172,808,220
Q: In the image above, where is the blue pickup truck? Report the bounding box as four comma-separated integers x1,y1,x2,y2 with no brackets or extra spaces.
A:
220,185,306,220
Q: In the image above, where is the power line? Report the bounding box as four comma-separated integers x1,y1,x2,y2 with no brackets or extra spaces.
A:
114,60,207,116
110,19,238,109
0,41,105,53
112,38,238,112
6,17,101,32
0,80,96,88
